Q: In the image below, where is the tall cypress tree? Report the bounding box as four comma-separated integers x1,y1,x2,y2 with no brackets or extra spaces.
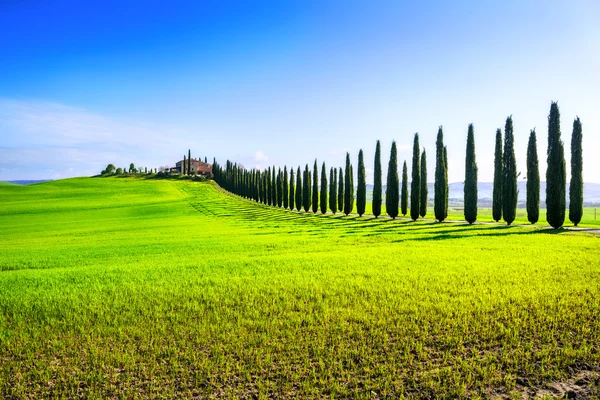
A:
295,167,302,211
338,167,344,213
329,167,337,214
289,168,295,210
188,149,191,176
569,117,583,226
344,153,354,215
434,127,448,222
492,129,503,222
502,116,517,225
546,102,566,229
464,123,478,224
386,141,399,219
267,167,272,205
373,140,382,218
303,165,310,212
320,162,328,214
401,161,408,216
272,167,277,207
283,166,289,209
312,160,319,213
277,169,283,207
357,150,366,217
183,155,186,175
420,150,427,218
526,129,540,224
410,133,421,221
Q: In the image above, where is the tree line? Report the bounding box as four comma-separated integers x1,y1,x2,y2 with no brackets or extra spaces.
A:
213,102,583,229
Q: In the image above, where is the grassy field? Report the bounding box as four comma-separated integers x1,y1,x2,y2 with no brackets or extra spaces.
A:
0,177,599,398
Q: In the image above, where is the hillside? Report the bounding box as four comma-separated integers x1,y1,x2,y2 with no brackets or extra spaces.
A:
0,177,598,398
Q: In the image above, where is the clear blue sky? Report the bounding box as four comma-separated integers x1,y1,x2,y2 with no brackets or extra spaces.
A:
1,0,598,183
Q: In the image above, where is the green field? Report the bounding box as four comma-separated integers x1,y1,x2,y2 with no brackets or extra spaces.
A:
1,177,599,398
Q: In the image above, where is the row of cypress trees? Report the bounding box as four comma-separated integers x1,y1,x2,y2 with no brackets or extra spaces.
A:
213,102,583,228
490,102,583,228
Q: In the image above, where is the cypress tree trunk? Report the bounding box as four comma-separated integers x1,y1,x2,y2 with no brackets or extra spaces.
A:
330,168,337,214
357,150,366,217
569,117,583,226
386,141,399,219
420,150,427,218
344,153,354,215
526,129,540,224
410,133,421,221
283,166,289,209
295,167,302,211
492,129,503,222
401,161,408,216
502,116,517,225
434,127,448,222
373,140,382,218
464,123,478,224
320,162,328,214
289,168,295,210
312,160,319,213
546,102,566,229
338,167,344,213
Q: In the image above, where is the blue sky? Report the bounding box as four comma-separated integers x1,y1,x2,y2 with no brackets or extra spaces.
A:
1,0,599,183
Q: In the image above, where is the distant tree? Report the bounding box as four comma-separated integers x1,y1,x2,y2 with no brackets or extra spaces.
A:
546,102,566,229
420,150,427,218
329,167,337,214
386,141,399,219
105,164,116,174
401,161,408,216
410,133,421,221
283,166,289,209
303,165,310,212
277,169,283,207
569,117,583,226
434,127,448,222
344,153,354,215
492,129,503,222
526,129,540,224
372,140,382,218
183,155,186,175
267,166,272,205
357,150,366,217
338,167,344,213
129,163,136,173
502,116,517,225
295,166,302,211
312,160,319,213
116,167,123,174
205,156,207,163
188,149,191,176
320,162,328,214
289,168,295,210
464,124,478,224
272,166,277,207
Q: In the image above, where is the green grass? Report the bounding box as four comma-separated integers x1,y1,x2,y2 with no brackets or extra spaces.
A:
0,177,598,398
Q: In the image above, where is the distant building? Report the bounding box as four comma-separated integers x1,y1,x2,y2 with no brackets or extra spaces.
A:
175,158,213,176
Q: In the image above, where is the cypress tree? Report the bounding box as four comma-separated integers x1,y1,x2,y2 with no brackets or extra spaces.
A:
344,153,354,215
283,166,289,209
492,129,503,222
464,123,478,224
338,167,344,213
373,140,382,218
401,161,408,216
526,129,540,224
312,160,319,213
329,168,337,214
386,142,399,219
277,169,283,207
502,116,518,225
434,127,448,222
303,165,310,212
420,150,427,218
289,168,295,210
183,155,186,175
320,162,327,214
272,167,277,207
188,149,191,176
569,117,583,226
263,171,268,204
546,102,566,229
357,149,366,217
410,133,421,221
295,167,302,211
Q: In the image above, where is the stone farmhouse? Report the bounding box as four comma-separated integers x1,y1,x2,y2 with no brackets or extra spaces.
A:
174,158,213,176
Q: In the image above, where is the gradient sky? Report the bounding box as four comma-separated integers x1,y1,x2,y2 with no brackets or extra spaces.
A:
1,0,598,183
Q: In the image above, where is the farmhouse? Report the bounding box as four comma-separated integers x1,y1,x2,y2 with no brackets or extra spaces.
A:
175,158,213,176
